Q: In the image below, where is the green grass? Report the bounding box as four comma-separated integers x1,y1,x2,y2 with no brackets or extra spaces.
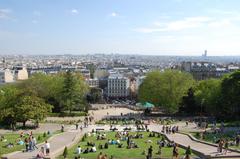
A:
0,130,61,157
58,131,197,159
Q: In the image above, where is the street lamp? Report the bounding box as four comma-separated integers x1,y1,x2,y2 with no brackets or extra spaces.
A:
201,99,205,116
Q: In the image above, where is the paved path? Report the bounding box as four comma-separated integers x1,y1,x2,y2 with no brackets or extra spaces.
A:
149,124,240,158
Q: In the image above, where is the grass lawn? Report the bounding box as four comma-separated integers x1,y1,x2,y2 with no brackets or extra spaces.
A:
0,130,61,157
58,131,197,159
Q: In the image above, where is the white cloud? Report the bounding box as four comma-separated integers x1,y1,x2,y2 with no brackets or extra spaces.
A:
136,16,212,33
0,9,12,19
110,12,118,17
208,19,231,28
71,9,79,15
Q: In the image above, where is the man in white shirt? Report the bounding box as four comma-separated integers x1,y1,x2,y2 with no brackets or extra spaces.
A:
44,141,50,155
76,146,82,154
92,146,97,152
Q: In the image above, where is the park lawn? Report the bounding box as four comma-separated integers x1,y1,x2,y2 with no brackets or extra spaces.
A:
0,130,61,157
58,131,197,159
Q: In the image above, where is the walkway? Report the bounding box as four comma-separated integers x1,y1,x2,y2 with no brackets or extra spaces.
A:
149,124,240,158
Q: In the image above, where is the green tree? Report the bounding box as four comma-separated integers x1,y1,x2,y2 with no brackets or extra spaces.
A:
87,87,102,103
194,79,221,116
220,71,240,118
180,87,198,114
18,73,64,113
60,71,89,113
86,63,96,79
0,84,20,129
16,96,52,127
138,70,195,114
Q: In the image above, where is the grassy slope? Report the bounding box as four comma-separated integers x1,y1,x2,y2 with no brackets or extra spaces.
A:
0,130,60,157
58,131,197,159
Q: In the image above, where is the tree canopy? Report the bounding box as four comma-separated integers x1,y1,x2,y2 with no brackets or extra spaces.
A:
138,70,195,114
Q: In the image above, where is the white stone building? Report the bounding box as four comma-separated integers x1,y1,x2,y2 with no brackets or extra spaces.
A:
0,69,14,84
107,74,130,98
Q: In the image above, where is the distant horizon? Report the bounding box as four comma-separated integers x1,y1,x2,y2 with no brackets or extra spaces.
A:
1,52,240,57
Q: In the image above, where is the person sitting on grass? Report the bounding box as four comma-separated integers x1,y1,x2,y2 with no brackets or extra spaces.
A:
36,147,45,159
99,144,103,149
83,147,89,154
90,145,97,152
16,138,24,145
101,154,108,159
148,132,153,137
5,142,14,148
118,143,123,148
87,141,95,147
97,152,103,159
76,145,82,155
104,142,109,149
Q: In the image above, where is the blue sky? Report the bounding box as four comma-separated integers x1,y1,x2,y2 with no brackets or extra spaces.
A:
1,0,240,56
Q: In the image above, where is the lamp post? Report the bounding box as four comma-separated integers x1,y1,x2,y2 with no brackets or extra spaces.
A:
201,99,205,116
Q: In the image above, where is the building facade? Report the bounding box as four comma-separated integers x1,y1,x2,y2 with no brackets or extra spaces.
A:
107,74,130,98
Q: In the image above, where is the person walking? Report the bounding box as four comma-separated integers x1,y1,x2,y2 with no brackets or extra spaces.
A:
236,135,240,147
44,140,50,156
184,146,192,159
147,146,153,159
25,137,29,152
224,139,229,155
32,136,38,150
172,144,179,159
61,124,64,132
76,123,79,130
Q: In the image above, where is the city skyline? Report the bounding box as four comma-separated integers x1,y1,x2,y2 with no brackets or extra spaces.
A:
1,0,240,56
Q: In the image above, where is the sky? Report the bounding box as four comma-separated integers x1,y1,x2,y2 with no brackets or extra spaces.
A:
1,0,240,56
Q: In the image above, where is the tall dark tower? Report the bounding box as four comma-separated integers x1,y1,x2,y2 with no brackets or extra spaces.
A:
2,57,6,69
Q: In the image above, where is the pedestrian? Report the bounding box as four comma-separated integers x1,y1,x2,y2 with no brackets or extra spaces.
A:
44,140,50,155
76,123,79,130
80,125,83,131
172,144,179,159
158,145,162,158
29,136,33,151
61,124,64,132
236,135,240,147
184,146,192,159
25,137,29,152
224,139,229,154
219,139,224,153
32,136,38,150
147,146,153,159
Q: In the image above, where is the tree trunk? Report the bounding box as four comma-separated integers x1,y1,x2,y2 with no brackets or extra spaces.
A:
23,121,26,128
